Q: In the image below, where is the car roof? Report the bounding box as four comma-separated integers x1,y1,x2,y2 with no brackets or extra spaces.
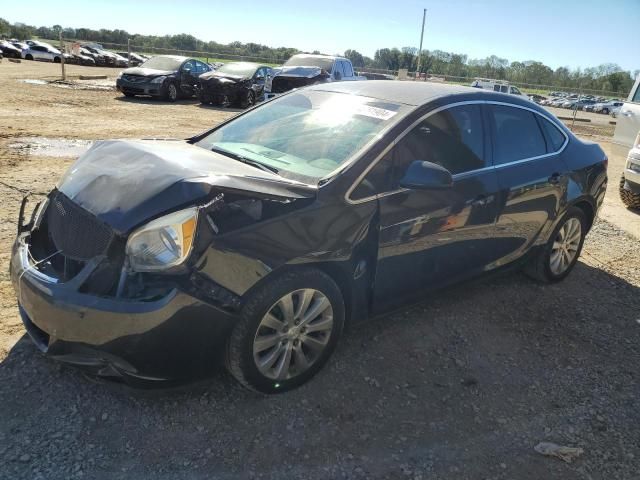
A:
290,53,346,61
307,80,479,106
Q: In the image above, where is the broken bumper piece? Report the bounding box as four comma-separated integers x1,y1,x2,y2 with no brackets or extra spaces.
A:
10,234,239,386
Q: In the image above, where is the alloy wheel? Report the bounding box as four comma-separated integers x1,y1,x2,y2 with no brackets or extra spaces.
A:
253,289,334,380
550,217,582,275
168,84,177,101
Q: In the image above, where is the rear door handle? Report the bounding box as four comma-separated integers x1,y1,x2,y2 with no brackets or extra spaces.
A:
549,173,561,184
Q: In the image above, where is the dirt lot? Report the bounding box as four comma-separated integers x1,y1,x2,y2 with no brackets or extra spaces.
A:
1,61,639,480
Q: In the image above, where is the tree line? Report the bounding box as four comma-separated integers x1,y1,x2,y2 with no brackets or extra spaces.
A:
1,18,637,95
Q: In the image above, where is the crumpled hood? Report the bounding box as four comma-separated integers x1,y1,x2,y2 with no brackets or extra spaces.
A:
199,71,247,83
121,67,175,77
275,66,326,78
57,139,315,234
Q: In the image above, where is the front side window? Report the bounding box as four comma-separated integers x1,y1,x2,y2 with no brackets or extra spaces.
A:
489,105,547,164
500,85,509,93
511,86,522,95
196,91,408,184
350,151,393,200
633,83,640,103
342,61,354,77
392,104,486,182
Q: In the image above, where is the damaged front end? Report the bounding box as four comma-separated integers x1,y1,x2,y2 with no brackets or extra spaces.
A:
270,66,330,94
10,139,316,384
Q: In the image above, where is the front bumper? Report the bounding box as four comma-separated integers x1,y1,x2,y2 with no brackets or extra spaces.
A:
623,149,640,188
10,233,238,385
116,78,161,96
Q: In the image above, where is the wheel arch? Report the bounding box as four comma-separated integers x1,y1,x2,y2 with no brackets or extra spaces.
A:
570,197,596,232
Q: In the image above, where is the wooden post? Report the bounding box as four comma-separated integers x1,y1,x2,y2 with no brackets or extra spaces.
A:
59,31,66,81
127,38,131,67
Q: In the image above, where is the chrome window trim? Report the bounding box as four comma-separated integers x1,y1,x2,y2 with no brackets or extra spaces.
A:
345,100,569,205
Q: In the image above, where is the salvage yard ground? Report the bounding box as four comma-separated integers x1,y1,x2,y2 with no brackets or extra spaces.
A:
0,61,639,480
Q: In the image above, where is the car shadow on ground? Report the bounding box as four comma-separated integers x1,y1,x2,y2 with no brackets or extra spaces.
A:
1,263,639,479
196,102,245,114
113,96,200,106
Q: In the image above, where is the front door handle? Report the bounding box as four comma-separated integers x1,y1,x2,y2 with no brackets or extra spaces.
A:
549,173,561,184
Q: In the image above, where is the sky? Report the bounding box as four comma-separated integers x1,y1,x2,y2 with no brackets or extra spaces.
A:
2,0,639,72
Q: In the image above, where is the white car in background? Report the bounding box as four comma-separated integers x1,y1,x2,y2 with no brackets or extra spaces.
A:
470,78,528,98
22,41,63,63
613,75,640,147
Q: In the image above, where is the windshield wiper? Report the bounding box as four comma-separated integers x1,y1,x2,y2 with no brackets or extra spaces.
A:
211,146,279,175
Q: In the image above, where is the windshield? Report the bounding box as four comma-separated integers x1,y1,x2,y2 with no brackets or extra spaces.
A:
196,91,408,184
216,63,258,77
140,56,183,71
284,55,334,72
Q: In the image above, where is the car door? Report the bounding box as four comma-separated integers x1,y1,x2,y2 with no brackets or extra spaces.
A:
253,67,266,97
362,103,502,312
488,103,570,265
31,46,46,60
613,76,640,148
179,60,198,95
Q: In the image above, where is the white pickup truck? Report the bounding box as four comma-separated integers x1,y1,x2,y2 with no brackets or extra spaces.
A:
269,54,365,96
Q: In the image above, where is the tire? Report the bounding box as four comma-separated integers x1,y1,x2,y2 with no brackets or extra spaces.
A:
123,92,136,98
226,268,345,394
239,89,255,109
619,175,640,209
602,108,609,115
524,207,587,283
25,54,33,61
162,82,179,102
53,56,61,63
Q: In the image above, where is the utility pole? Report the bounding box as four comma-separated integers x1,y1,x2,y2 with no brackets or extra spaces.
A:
415,8,427,81
127,38,131,67
59,31,66,81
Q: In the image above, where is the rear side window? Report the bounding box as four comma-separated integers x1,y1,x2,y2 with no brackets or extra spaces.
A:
393,104,486,179
489,105,547,164
538,116,566,152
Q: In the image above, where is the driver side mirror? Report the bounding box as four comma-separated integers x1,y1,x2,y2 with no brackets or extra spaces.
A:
399,160,453,190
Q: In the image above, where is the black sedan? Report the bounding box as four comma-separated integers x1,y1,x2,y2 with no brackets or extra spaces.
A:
11,82,607,393
0,40,22,58
197,62,274,108
116,55,212,101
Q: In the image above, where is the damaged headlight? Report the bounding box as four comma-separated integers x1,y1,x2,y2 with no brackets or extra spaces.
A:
126,207,198,272
150,76,167,84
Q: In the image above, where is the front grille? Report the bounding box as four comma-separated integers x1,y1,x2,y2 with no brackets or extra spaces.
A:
122,74,146,83
48,192,114,260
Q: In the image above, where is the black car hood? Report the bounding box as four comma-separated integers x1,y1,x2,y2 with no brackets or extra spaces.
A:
199,71,248,83
121,67,176,77
276,66,325,78
57,139,316,234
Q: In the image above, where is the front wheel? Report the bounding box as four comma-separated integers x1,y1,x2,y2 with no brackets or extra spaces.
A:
601,108,609,114
162,82,178,102
226,269,344,393
25,54,33,61
619,175,640,209
239,89,255,109
524,207,587,283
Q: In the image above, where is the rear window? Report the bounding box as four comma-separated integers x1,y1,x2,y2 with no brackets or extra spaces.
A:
489,105,547,164
538,117,566,152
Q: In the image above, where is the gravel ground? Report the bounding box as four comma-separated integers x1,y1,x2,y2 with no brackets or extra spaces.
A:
1,61,639,480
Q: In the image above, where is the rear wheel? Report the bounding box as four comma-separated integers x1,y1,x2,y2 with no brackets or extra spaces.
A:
53,56,61,63
524,207,587,283
602,107,609,114
619,175,640,209
226,268,344,393
25,54,33,61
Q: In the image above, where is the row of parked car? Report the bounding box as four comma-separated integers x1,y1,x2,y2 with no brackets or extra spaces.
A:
539,92,623,115
116,53,364,107
0,39,150,67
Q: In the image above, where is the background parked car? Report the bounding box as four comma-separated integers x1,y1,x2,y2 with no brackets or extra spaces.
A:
116,52,145,66
270,54,364,95
618,131,640,209
116,55,212,101
197,62,273,108
528,94,547,104
22,43,63,62
470,78,528,98
593,101,623,114
0,40,22,58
